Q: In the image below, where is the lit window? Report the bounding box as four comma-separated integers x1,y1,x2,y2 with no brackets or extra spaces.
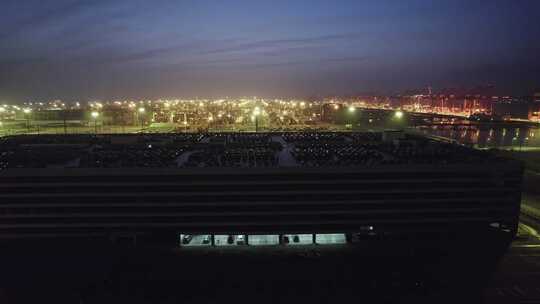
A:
315,233,346,244
179,234,211,247
248,235,279,246
283,234,313,245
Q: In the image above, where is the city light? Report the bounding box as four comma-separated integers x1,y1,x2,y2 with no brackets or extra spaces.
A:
0,4,536,292
1,97,538,135
90,111,100,133
253,106,261,116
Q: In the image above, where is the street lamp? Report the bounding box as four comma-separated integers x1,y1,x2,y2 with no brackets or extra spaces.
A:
62,110,68,135
347,106,356,130
138,107,145,132
182,113,188,133
23,108,32,133
253,106,261,132
208,116,214,131
394,110,404,119
512,136,524,152
91,111,99,134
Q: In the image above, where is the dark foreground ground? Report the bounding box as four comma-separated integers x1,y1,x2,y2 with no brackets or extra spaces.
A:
484,219,540,304
1,232,538,304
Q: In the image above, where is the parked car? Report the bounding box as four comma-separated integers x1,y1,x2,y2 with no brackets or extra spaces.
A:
202,235,211,244
236,235,245,245
182,235,193,244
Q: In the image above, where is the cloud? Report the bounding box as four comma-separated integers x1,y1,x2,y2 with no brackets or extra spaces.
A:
159,55,370,71
0,0,113,41
233,56,369,69
201,33,365,55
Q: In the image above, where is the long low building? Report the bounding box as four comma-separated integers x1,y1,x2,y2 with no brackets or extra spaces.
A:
0,165,522,243
0,132,523,250
0,132,525,298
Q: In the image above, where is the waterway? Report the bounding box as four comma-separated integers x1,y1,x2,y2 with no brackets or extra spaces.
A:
417,124,540,150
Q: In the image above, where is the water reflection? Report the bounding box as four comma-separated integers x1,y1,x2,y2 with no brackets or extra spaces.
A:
418,125,540,149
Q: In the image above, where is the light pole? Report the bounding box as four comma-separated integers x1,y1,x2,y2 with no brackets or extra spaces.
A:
253,106,261,132
208,116,214,132
63,110,68,135
23,108,32,133
347,105,355,130
393,110,404,130
513,136,523,152
138,107,145,133
183,113,188,133
91,111,99,134
0,107,5,135
122,111,126,133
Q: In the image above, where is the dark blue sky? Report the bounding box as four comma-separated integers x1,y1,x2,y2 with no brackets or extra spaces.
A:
1,0,539,102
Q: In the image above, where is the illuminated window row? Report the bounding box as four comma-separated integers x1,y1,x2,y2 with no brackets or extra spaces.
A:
179,233,347,247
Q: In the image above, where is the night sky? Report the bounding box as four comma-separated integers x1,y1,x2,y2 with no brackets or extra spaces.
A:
1,0,539,102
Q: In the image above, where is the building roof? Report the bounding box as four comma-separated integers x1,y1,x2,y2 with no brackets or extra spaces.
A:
0,132,513,170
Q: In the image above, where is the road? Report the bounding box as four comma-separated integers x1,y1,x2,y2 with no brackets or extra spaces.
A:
484,220,540,303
